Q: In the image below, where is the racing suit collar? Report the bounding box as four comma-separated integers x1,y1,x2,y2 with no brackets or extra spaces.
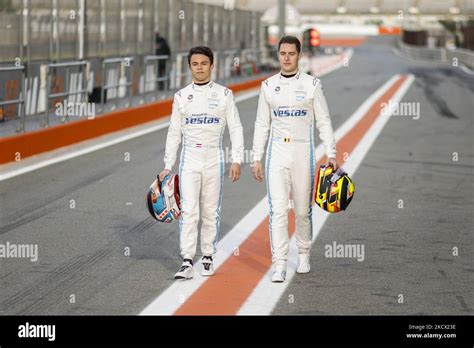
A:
192,80,214,90
279,70,300,84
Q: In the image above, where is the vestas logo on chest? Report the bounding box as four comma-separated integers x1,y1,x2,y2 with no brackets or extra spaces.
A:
185,114,220,124
273,107,308,117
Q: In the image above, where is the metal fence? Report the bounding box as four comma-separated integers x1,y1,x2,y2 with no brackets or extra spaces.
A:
143,55,169,93
101,57,134,108
43,60,88,127
0,47,277,132
0,65,26,131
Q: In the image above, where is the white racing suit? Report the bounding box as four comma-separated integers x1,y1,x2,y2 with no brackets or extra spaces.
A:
252,71,337,264
164,81,244,260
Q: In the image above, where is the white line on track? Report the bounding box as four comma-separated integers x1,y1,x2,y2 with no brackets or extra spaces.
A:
140,198,269,315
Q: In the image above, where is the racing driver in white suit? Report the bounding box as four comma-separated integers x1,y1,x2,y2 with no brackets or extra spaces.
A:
159,46,244,280
252,36,338,282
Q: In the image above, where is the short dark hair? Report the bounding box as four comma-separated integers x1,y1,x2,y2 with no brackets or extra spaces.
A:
278,36,301,53
188,46,214,65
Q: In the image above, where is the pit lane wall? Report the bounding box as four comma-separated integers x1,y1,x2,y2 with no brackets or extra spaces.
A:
397,39,474,69
0,76,267,165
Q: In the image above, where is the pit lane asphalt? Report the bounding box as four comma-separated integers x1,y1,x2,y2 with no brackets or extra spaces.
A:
0,36,472,315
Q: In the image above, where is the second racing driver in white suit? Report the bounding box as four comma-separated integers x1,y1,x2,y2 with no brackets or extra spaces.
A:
252,36,338,282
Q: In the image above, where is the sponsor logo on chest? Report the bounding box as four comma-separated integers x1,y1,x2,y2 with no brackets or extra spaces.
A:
185,113,220,124
273,107,308,117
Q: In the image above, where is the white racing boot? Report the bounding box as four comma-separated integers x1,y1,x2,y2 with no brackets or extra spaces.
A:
201,255,214,276
271,261,287,282
296,253,310,274
174,259,194,280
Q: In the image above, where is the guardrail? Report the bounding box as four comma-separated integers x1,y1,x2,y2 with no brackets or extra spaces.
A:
397,40,474,69
44,61,88,128
1,48,277,132
101,57,135,110
143,55,170,93
0,65,26,132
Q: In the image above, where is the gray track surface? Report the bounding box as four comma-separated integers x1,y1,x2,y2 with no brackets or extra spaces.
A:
1,37,472,315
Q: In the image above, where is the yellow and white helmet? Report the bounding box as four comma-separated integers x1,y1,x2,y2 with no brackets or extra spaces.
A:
315,164,354,213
